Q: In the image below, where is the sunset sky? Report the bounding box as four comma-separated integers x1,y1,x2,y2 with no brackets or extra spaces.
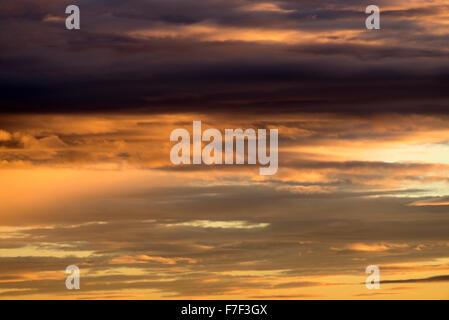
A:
0,0,449,299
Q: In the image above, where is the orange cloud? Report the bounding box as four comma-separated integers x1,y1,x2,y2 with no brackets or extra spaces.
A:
110,255,197,265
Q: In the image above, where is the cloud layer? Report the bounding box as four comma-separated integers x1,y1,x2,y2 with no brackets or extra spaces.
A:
1,113,449,298
1,0,449,299
0,0,448,113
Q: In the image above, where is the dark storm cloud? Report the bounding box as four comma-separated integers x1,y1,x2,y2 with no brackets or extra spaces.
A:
381,275,449,284
0,0,448,113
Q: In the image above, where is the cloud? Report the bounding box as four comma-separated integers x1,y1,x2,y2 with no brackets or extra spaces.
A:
0,243,95,258
0,130,11,141
0,0,448,113
408,198,449,206
20,134,67,149
331,243,409,252
110,255,197,265
164,220,270,229
240,3,295,13
42,14,65,23
1,0,449,299
381,275,449,284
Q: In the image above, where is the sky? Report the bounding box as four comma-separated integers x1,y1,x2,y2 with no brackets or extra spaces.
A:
0,0,449,299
